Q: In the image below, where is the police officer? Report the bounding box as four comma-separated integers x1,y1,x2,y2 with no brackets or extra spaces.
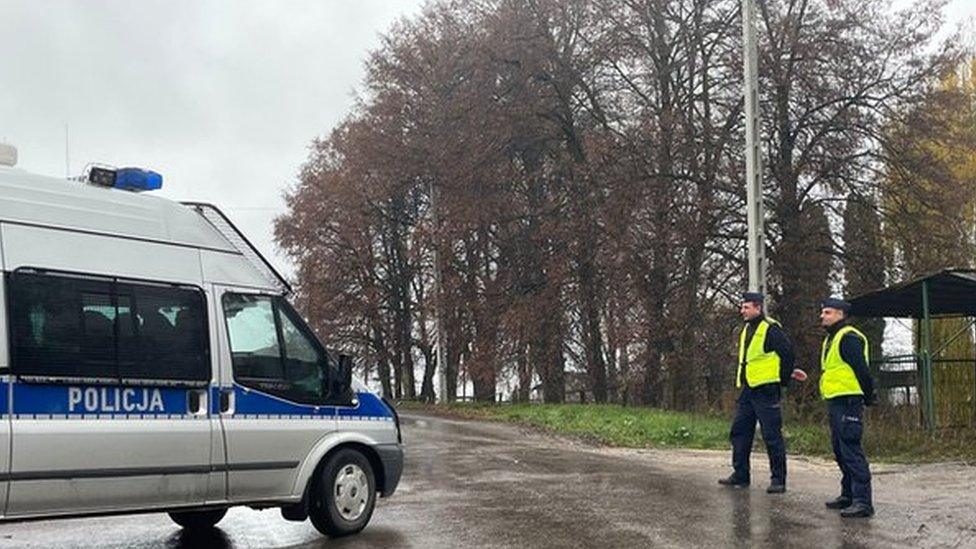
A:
719,292,799,493
819,298,875,518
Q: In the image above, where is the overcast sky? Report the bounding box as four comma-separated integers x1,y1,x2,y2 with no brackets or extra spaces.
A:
0,0,972,279
0,0,425,276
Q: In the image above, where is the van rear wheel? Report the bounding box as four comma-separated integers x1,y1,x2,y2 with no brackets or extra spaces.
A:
309,448,376,537
168,508,227,530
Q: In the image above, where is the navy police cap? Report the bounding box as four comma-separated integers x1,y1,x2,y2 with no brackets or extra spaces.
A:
821,297,851,312
741,292,764,305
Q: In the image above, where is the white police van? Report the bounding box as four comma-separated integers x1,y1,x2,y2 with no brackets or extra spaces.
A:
0,145,403,537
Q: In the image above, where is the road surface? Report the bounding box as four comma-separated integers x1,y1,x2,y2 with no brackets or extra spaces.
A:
0,412,974,548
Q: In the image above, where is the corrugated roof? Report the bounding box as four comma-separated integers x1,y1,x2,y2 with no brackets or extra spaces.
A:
849,269,976,318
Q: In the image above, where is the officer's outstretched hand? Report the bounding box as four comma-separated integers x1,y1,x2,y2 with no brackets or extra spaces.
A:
790,369,807,382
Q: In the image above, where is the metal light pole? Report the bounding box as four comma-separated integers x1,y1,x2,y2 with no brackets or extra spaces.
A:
429,181,450,404
743,0,765,294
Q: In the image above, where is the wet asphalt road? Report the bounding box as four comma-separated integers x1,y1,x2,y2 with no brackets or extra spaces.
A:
0,412,972,548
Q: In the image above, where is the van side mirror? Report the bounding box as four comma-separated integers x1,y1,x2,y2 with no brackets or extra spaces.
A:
335,354,354,400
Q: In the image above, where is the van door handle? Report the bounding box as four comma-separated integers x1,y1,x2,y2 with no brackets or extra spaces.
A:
187,389,207,416
219,388,234,414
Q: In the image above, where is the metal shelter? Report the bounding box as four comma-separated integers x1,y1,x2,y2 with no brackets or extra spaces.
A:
849,269,976,430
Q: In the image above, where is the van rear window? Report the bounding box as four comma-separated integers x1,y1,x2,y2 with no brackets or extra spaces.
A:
6,271,210,382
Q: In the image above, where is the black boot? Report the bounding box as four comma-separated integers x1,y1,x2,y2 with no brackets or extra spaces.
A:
825,496,852,509
718,475,749,487
840,502,874,518
766,483,786,494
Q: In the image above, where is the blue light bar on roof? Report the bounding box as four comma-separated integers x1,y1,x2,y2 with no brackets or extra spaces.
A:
114,167,162,192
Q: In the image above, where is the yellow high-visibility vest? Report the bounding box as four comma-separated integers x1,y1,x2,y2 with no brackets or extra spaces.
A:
820,325,868,399
736,317,782,388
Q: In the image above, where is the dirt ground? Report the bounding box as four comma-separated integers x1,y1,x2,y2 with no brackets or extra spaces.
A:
2,412,974,548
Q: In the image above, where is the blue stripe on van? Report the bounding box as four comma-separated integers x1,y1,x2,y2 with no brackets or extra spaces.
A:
0,377,7,415
338,391,393,420
11,381,189,417
5,378,391,420
231,384,336,417
225,385,391,420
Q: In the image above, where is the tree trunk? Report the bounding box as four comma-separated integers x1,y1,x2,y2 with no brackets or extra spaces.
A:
578,249,608,403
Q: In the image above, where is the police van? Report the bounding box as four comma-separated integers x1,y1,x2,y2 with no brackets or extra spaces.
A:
0,144,403,537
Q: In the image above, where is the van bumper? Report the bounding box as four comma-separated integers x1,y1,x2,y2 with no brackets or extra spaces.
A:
376,443,404,497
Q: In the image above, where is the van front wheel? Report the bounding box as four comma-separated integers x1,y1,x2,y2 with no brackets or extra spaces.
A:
168,508,227,530
309,448,376,537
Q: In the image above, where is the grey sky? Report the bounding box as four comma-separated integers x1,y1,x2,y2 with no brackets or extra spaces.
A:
1,0,972,279
0,0,425,276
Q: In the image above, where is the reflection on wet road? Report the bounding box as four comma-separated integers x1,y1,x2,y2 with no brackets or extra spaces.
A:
0,413,965,548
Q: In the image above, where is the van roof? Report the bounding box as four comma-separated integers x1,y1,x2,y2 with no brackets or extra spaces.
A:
0,166,237,252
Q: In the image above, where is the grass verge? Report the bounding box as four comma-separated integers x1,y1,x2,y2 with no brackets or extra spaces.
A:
397,401,976,464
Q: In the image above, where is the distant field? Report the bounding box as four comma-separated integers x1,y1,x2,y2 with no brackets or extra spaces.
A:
398,401,976,464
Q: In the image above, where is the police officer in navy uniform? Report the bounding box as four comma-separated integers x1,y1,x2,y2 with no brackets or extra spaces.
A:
819,298,875,518
719,292,799,493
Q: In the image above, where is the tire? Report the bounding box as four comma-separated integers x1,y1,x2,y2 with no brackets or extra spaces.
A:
309,448,377,537
168,508,228,531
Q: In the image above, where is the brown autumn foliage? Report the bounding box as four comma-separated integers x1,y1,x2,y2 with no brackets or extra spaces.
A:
275,0,961,409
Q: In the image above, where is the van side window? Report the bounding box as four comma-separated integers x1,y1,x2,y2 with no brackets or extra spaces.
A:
80,291,129,371
222,293,329,404
6,271,209,382
278,305,326,400
222,294,283,379
8,273,101,378
120,282,209,382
